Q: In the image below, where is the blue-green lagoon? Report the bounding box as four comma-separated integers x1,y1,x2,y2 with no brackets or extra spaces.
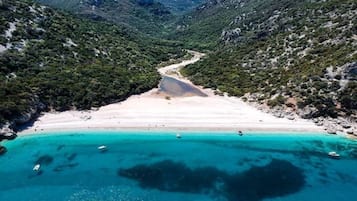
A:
1,131,357,201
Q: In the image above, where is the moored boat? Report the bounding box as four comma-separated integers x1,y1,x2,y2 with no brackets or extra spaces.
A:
328,151,340,159
98,145,107,152
33,164,41,171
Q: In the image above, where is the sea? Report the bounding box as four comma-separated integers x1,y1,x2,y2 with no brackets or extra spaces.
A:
0,130,356,201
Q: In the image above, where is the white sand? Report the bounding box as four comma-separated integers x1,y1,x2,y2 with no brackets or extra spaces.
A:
19,51,323,135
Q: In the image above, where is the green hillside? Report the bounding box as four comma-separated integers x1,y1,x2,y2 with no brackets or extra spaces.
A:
157,0,205,14
181,0,357,119
1,0,356,128
35,0,173,36
0,0,183,126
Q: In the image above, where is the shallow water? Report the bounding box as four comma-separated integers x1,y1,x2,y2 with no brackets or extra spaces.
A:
1,131,357,201
159,76,207,97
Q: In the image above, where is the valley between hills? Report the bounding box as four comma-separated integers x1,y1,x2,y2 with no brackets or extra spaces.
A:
0,0,356,137
20,50,322,134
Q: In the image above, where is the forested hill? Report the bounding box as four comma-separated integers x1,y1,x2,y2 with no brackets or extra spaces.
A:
1,0,356,131
0,0,183,127
180,0,356,121
35,0,173,36
156,0,205,14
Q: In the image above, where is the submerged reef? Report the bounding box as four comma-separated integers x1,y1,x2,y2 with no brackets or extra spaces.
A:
35,155,54,165
0,145,6,155
119,160,223,193
224,159,305,201
118,159,305,201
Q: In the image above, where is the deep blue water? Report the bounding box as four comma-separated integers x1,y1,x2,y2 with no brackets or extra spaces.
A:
0,131,357,201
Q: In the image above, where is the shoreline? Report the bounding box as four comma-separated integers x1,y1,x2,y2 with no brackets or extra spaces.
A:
19,126,327,136
15,50,333,137
17,86,326,137
17,127,334,139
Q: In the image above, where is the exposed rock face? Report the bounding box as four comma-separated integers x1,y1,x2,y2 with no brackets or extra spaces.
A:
311,116,357,136
221,28,241,44
0,98,44,134
2,96,45,131
13,106,42,125
298,106,319,119
344,62,357,80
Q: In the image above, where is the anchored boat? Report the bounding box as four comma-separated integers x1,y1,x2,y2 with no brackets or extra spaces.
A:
328,151,340,159
98,145,108,152
33,164,41,171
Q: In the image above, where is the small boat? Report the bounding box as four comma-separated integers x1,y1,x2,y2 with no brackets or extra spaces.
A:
237,130,243,136
33,164,41,171
328,151,340,159
176,133,181,139
98,145,107,152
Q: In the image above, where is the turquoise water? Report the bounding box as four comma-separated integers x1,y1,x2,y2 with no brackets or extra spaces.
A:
0,131,357,201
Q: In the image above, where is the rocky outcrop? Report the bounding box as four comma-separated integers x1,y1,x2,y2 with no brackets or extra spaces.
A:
244,93,357,136
0,124,17,141
0,0,7,9
310,116,357,136
0,124,17,156
1,97,45,133
343,62,357,80
297,106,319,119
13,101,44,125
221,28,242,44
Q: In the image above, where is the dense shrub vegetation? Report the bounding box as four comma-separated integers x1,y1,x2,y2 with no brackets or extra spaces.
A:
0,0,183,125
156,0,205,14
181,0,357,119
35,0,173,36
1,0,356,127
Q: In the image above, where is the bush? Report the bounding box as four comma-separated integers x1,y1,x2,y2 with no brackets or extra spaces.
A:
267,95,286,107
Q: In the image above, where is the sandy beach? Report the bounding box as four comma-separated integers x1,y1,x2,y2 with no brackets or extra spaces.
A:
19,51,323,135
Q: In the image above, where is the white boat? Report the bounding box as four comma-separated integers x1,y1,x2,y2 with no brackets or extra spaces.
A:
176,133,181,139
98,145,107,151
33,164,41,171
328,151,340,159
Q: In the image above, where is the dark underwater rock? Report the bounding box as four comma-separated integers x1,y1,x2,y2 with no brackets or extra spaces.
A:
65,153,77,161
0,146,7,155
118,160,224,193
35,155,54,165
118,159,305,201
225,159,305,201
0,126,17,141
53,163,79,172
